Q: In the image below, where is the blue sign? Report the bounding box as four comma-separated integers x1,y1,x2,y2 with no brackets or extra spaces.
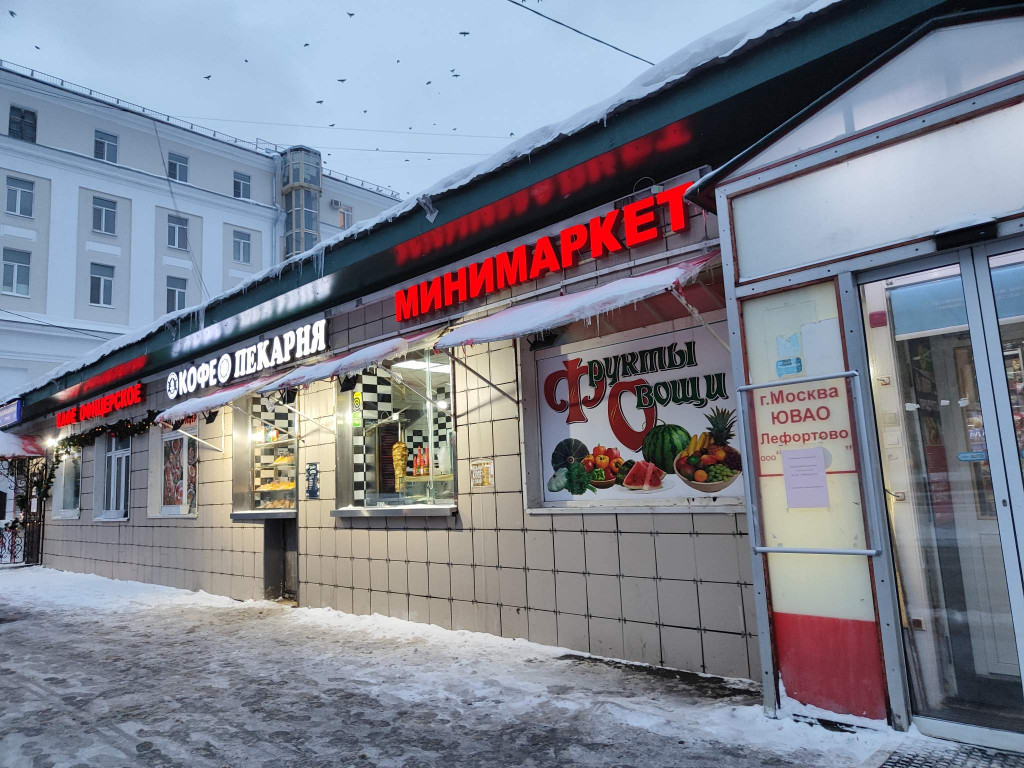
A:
957,451,987,462
0,400,21,428
776,357,803,377
305,461,320,499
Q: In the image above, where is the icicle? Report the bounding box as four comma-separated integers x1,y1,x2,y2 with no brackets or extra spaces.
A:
197,304,206,330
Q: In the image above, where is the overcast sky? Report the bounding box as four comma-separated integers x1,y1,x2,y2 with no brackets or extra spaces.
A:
1,0,770,197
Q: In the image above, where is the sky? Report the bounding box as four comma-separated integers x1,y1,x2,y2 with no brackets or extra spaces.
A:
0,0,771,198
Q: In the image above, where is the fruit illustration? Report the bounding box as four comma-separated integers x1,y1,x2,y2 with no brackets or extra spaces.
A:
622,460,666,490
593,445,608,457
552,438,589,471
641,422,691,474
673,407,742,491
614,459,636,486
594,454,610,470
605,447,621,461
582,457,595,472
610,457,625,474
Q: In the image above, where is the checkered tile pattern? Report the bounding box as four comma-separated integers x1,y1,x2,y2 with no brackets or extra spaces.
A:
352,374,390,504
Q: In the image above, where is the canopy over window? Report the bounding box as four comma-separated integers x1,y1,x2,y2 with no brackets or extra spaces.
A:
263,328,443,392
435,251,718,349
0,431,44,458
155,376,280,425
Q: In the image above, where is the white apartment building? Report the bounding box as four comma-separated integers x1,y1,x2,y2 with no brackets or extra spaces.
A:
0,60,399,397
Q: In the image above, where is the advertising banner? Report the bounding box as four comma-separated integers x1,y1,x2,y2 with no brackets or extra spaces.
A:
537,323,739,503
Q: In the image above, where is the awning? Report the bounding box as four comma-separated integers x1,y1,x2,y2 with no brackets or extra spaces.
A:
0,431,45,458
435,251,718,349
155,375,280,425
262,328,443,392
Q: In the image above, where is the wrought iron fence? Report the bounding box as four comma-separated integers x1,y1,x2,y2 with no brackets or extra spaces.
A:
0,529,24,564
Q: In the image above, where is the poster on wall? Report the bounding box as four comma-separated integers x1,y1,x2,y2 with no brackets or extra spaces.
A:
537,323,740,503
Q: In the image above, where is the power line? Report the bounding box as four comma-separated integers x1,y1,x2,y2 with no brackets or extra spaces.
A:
503,0,654,66
0,308,113,341
175,117,508,140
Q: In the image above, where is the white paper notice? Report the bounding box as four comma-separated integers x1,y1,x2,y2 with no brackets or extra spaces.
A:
781,447,830,508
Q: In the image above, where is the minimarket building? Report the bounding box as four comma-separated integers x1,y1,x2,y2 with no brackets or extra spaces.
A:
0,0,1017,750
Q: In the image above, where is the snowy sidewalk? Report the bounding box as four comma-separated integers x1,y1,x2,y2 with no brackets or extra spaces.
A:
1,568,925,767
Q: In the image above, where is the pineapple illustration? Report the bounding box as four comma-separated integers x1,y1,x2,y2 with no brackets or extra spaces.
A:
705,407,742,471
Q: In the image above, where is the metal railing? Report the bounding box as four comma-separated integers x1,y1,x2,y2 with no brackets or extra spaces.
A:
0,60,402,200
0,528,24,564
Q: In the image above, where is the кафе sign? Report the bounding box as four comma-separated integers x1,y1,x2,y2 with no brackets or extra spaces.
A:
55,382,146,428
537,323,741,503
166,319,327,400
394,181,693,322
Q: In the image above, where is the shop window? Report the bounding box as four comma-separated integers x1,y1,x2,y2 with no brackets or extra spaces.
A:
159,429,198,516
338,348,455,508
96,433,131,520
232,394,298,513
51,448,82,520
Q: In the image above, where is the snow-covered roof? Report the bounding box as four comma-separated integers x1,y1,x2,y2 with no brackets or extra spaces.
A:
1,0,841,408
435,252,718,349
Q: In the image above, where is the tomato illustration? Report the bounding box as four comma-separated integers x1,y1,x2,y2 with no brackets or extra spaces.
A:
592,444,608,457
582,458,595,472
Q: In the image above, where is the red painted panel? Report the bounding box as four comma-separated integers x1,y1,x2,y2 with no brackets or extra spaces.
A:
773,611,888,720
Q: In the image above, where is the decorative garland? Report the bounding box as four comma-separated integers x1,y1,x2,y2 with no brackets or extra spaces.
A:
32,410,160,510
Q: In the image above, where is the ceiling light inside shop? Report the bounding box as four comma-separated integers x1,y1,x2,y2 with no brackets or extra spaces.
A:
391,360,449,373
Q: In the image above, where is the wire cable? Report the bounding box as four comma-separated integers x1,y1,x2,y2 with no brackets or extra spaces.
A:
0,307,113,340
502,0,654,66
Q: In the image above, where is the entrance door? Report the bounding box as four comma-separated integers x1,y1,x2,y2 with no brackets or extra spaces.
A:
860,248,1024,736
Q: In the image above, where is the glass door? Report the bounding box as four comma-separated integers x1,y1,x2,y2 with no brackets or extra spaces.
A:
860,254,1024,733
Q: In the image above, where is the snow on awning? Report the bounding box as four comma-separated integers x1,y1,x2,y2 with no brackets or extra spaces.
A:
0,431,45,458
435,251,718,349
155,376,281,425
262,328,443,392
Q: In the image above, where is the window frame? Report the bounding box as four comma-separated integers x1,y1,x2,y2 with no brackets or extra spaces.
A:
93,130,118,163
5,176,34,218
1,247,30,297
167,214,189,250
167,152,189,183
166,275,187,313
8,105,37,143
91,196,117,235
151,425,199,518
51,448,82,520
340,205,353,230
233,171,251,200
232,230,251,264
89,262,114,307
96,433,131,521
334,348,457,512
231,394,299,514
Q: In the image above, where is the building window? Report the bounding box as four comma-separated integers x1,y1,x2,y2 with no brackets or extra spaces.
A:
340,205,353,230
89,263,114,306
233,395,297,513
1,248,30,297
8,106,36,143
5,176,34,217
92,196,116,235
93,130,118,163
232,230,251,264
98,433,131,520
339,348,455,508
233,171,251,199
167,215,188,250
166,276,187,313
160,430,197,516
167,152,189,183
52,448,82,520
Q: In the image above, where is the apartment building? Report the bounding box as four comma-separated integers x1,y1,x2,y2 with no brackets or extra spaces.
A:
0,61,399,397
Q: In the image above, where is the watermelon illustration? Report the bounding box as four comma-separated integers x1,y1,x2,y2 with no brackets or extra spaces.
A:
551,438,589,471
641,422,691,473
622,460,666,490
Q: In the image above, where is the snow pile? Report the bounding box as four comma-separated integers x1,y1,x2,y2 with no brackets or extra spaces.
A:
436,253,716,348
0,0,840,407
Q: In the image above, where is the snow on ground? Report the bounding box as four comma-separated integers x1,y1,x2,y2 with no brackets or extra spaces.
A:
1,567,931,767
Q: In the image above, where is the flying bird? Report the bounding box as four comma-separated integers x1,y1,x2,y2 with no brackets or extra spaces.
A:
204,74,212,79
315,100,323,104
347,11,354,16
303,42,310,47
450,68,455,73
425,80,431,85
337,78,346,82
244,59,248,63
459,31,470,36
329,123,335,127
452,73,460,78
396,59,400,63
33,45,39,49
363,109,368,113
8,10,15,17
510,132,515,136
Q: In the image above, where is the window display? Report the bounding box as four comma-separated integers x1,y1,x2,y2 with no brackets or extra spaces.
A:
248,395,298,511
345,349,454,507
161,430,197,515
